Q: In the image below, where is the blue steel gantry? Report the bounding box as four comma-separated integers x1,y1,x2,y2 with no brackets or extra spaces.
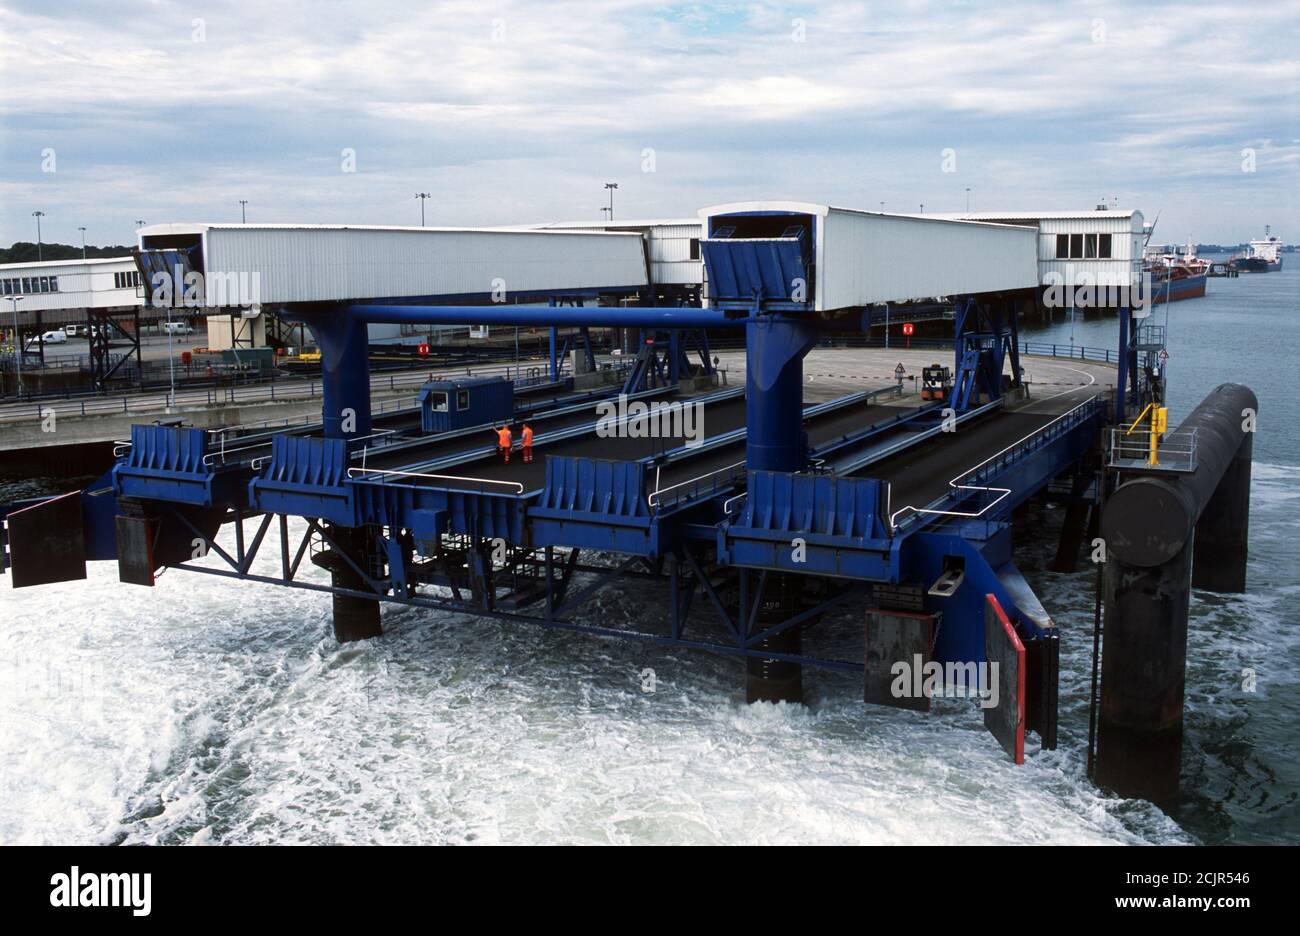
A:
4,209,1118,765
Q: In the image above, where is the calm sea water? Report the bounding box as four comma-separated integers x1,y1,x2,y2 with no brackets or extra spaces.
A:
1023,258,1300,844
0,264,1295,845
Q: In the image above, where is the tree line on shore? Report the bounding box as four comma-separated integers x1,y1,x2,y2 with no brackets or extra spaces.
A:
1,241,132,264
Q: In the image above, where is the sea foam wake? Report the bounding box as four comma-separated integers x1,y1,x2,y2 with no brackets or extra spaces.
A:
1,512,1200,845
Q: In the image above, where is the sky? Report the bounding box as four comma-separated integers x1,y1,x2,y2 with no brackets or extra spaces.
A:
1,0,1297,247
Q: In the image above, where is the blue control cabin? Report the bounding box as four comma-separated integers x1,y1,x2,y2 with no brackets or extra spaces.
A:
418,376,514,434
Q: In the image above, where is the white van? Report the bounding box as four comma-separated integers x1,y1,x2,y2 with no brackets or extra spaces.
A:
162,321,195,336
26,330,68,348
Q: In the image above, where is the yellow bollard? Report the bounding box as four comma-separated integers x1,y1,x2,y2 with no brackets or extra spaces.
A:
1148,406,1167,466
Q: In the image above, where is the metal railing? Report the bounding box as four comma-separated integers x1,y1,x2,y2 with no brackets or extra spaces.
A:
706,334,1119,364
346,466,524,495
890,395,1107,530
648,459,748,511
1108,426,1198,472
1016,341,1117,364
1134,324,1166,352
0,356,604,423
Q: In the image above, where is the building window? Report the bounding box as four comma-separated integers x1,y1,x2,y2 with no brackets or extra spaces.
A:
113,271,140,289
48,276,57,292
21,277,30,292
39,276,49,293
689,238,700,260
1098,234,1112,258
1084,234,1098,259
1069,234,1083,259
456,389,470,410
1056,234,1069,259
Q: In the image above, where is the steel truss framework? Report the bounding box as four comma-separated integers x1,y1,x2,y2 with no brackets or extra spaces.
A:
88,308,143,390
167,505,868,672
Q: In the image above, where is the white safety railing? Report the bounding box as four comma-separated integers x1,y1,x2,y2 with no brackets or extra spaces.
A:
889,396,1102,530
346,466,524,494
647,459,747,509
208,429,397,467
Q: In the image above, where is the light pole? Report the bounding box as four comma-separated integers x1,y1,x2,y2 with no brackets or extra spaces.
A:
78,226,87,259
239,200,248,223
32,211,45,261
8,296,23,398
415,192,431,227
600,207,610,220
604,182,618,221
165,302,176,411
135,219,145,234
965,187,971,212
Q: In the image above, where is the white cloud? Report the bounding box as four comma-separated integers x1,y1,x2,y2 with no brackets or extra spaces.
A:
0,0,1296,245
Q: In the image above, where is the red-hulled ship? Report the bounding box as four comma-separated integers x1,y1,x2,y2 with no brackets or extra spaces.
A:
1143,240,1208,304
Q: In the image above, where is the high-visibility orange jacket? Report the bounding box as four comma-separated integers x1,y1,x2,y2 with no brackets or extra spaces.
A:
521,425,534,447
496,427,512,448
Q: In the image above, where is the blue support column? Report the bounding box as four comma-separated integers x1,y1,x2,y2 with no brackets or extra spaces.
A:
292,307,381,641
953,297,971,379
698,330,714,375
548,297,559,382
1116,306,1129,422
299,310,372,439
1007,297,1022,388
745,313,819,473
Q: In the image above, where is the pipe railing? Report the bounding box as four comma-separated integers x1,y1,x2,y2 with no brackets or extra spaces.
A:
889,395,1106,530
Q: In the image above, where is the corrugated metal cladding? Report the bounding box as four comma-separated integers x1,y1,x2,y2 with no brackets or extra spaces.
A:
531,220,703,286
1038,260,1139,283
817,208,1038,311
921,211,1146,288
156,226,649,307
647,224,703,285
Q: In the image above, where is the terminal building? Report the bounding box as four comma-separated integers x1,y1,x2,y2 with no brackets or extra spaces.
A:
524,219,703,304
921,208,1147,315
0,256,144,328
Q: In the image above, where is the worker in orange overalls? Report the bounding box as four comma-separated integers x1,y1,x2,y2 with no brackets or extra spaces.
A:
521,423,534,463
494,424,513,464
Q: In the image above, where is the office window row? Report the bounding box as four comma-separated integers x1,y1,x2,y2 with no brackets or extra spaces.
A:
1,276,59,295
114,271,141,289
1055,233,1113,259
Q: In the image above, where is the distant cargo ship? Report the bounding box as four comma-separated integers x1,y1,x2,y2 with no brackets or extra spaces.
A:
1144,240,1208,303
1147,265,1208,303
1233,227,1283,272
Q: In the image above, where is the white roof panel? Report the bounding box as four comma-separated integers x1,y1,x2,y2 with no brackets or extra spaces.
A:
920,210,1140,221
